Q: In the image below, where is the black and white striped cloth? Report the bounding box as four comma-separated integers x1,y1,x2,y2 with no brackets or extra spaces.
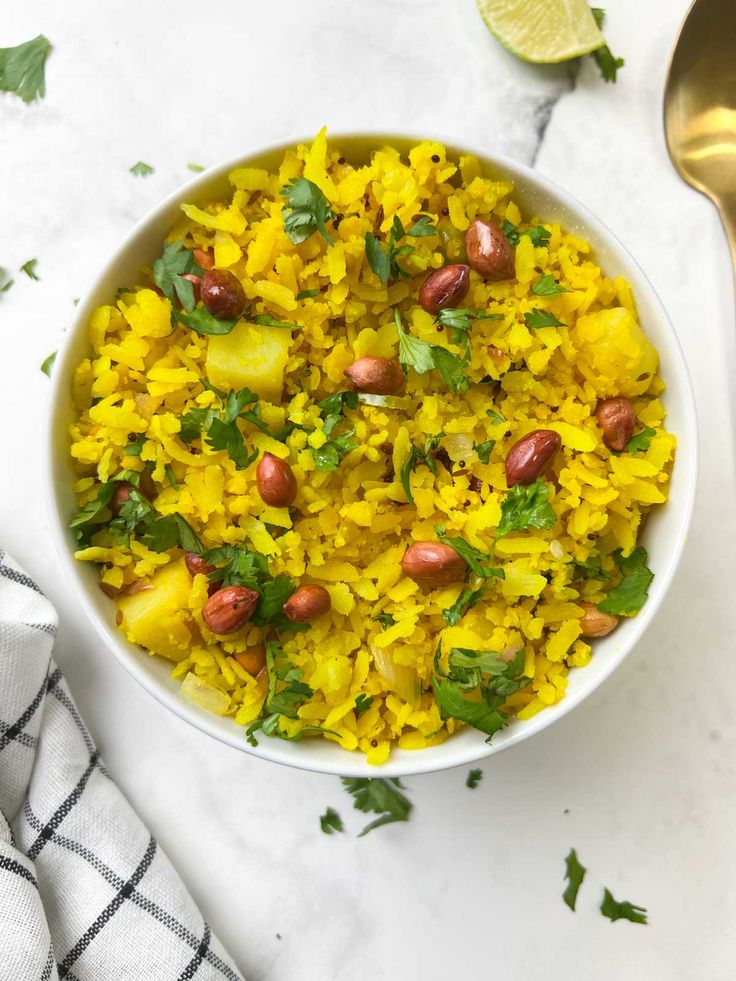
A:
0,550,245,980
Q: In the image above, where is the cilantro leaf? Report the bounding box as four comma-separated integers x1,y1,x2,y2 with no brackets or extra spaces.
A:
153,240,203,311
590,9,624,82
524,308,565,329
434,528,504,580
436,307,501,359
0,35,52,103
252,574,304,631
280,177,334,245
497,478,557,538
442,586,485,627
313,431,358,472
371,612,396,629
140,513,203,554
486,408,504,425
40,351,56,377
354,693,373,714
532,274,569,296
395,309,469,394
432,676,510,739
178,407,215,444
320,807,344,835
430,345,470,394
296,288,321,300
246,311,296,330
123,438,144,456
206,417,257,469
202,545,269,589
597,546,653,616
400,433,443,504
466,769,483,789
317,390,359,436
364,232,392,283
109,489,156,545
572,554,611,581
626,427,655,454
21,259,39,281
563,848,587,911
69,470,141,541
175,306,237,335
341,777,412,837
475,439,495,464
129,161,154,177
365,216,416,283
600,888,647,924
501,220,551,248
0,270,13,293
187,162,205,172
407,215,436,237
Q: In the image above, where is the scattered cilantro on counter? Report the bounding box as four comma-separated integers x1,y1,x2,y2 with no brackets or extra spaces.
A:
21,258,39,281
187,162,205,173
40,351,56,376
563,848,587,911
597,546,653,616
280,177,333,245
129,161,154,177
341,777,412,836
320,807,344,835
1,269,14,293
466,769,483,789
600,888,647,924
590,9,625,83
0,35,52,102
497,478,557,538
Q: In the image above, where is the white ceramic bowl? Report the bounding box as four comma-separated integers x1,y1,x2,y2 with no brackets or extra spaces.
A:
45,132,698,777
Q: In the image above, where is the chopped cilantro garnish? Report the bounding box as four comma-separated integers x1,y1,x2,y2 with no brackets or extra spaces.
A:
395,309,468,394
206,416,258,469
365,216,414,284
436,307,502,358
442,586,485,626
486,408,504,425
21,259,39,281
202,545,268,589
129,161,154,177
40,351,56,377
600,888,647,924
371,612,396,630
475,439,495,464
626,427,655,454
341,777,412,836
295,288,321,300
313,431,358,472
432,645,527,742
532,274,569,296
497,477,557,538
434,527,504,580
317,390,359,436
572,553,611,581
0,35,52,103
245,311,296,330
590,9,625,83
320,807,344,835
174,306,237,335
407,215,436,237
597,546,653,616
246,642,318,745
524,308,565,329
165,464,178,488
466,769,483,789
69,470,140,542
123,437,145,456
354,693,373,714
153,240,203,312
400,433,444,505
501,219,551,248
563,848,587,911
280,177,333,245
179,387,262,468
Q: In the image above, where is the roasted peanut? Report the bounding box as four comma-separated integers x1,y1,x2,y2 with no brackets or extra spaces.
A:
464,219,515,281
505,429,561,486
234,643,267,676
595,397,636,452
202,585,259,634
418,264,470,314
283,585,332,623
579,602,619,638
256,452,297,507
201,269,246,319
193,248,214,270
185,552,216,578
344,357,405,395
401,541,468,588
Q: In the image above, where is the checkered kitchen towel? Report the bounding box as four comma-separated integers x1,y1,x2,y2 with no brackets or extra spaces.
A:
0,549,245,981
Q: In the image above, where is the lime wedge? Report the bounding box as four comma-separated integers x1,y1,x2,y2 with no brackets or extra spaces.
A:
477,0,605,63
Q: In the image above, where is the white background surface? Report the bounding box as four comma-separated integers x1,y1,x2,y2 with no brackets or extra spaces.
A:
2,1,735,979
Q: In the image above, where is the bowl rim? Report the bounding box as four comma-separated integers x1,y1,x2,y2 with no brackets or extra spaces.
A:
44,129,699,777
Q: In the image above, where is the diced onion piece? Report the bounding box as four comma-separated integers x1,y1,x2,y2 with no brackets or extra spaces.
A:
181,672,230,715
357,394,412,410
444,432,474,463
370,643,421,706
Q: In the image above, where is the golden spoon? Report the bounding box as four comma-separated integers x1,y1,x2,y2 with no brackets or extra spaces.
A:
664,0,736,270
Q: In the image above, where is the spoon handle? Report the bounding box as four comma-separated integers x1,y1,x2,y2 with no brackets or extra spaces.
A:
717,195,736,276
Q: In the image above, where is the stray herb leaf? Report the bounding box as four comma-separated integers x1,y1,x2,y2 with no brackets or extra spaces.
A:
187,162,205,172
21,259,39,281
497,478,557,538
280,177,334,245
129,161,154,177
341,777,412,836
466,769,483,789
0,35,52,103
590,9,625,83
320,807,344,835
40,351,56,376
600,888,647,924
563,848,587,911
597,546,653,616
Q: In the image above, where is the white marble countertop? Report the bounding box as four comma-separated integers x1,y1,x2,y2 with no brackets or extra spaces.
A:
3,0,735,978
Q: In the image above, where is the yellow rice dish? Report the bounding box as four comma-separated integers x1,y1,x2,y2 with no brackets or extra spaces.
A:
68,131,675,764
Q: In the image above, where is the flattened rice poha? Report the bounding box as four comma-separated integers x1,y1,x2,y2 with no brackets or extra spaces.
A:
68,131,675,764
